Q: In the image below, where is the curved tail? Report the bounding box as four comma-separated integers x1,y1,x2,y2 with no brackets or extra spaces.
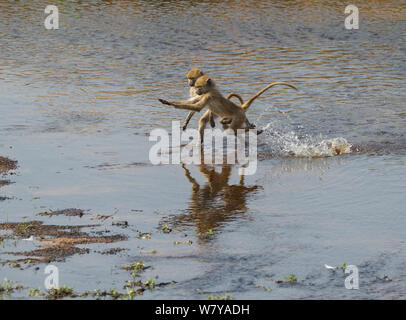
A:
226,92,244,105
241,81,298,111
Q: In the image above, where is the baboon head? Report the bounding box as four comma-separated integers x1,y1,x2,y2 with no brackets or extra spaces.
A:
194,75,214,95
186,68,204,87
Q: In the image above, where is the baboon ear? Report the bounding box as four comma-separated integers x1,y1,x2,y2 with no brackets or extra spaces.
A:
206,78,212,85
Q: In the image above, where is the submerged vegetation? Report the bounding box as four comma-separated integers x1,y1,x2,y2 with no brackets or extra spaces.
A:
0,280,23,296
206,294,232,300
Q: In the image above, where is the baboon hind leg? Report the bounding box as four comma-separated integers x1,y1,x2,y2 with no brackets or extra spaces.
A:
209,111,216,128
198,110,213,144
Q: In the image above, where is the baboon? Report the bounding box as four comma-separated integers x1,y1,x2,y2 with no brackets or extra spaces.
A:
182,68,244,131
159,75,297,143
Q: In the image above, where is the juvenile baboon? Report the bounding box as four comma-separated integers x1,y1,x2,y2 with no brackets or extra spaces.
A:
159,75,297,143
182,68,244,131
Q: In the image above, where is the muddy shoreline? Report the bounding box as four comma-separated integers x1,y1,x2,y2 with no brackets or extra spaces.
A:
0,156,17,173
0,156,17,201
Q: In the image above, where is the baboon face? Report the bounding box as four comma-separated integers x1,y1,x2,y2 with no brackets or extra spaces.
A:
195,85,205,95
188,78,196,87
187,68,203,87
194,75,212,95
195,85,205,96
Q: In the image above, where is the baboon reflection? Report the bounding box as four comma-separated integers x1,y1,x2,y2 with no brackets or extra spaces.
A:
169,164,260,241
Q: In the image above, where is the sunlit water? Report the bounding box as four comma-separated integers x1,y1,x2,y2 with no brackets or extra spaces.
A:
0,0,405,299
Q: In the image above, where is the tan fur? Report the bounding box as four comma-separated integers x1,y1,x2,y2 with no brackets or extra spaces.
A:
159,75,297,143
182,69,244,131
187,68,204,80
226,92,244,105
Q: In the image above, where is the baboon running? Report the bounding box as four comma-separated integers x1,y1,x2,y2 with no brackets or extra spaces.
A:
182,68,244,131
159,74,297,143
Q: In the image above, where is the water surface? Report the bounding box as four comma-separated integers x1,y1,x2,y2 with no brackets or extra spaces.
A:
0,0,405,299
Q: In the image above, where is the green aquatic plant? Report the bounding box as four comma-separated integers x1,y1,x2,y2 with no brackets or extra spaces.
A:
255,285,272,292
284,274,298,283
0,280,23,295
121,260,146,273
341,263,347,273
161,224,172,233
126,287,136,300
37,209,53,216
28,287,41,297
46,285,76,299
276,274,298,284
206,294,232,300
18,222,35,234
173,240,193,245
108,288,122,300
137,232,152,239
144,278,156,289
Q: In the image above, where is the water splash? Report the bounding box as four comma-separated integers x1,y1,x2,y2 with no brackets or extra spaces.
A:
261,123,352,158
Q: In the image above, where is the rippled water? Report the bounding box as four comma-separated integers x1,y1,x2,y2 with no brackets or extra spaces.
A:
0,0,405,299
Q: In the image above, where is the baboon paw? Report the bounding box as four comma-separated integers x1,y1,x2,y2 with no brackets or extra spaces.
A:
158,98,171,105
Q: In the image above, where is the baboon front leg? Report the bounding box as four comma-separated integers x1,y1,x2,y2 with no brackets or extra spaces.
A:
157,98,205,112
183,111,195,131
184,111,215,131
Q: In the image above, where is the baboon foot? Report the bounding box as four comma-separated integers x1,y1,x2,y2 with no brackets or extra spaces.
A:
220,118,232,125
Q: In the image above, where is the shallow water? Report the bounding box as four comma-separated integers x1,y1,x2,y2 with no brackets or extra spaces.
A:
0,0,405,299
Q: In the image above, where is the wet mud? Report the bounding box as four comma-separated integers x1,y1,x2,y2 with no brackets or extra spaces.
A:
0,220,127,264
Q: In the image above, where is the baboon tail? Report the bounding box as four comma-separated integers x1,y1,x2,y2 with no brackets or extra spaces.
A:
241,82,298,111
226,92,244,105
